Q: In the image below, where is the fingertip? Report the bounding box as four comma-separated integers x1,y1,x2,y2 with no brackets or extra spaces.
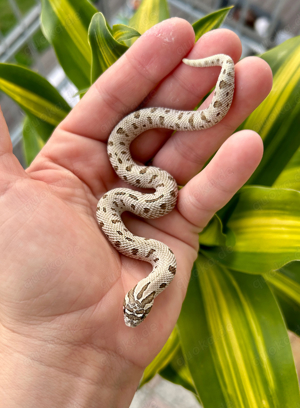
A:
222,129,264,174
132,17,195,65
143,17,195,41
237,56,273,103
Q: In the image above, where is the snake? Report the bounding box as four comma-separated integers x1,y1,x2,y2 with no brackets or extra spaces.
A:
96,54,235,328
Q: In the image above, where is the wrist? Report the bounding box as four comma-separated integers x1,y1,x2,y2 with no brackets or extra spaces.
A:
0,326,142,408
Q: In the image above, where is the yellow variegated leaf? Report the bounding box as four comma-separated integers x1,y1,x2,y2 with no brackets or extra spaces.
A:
273,147,300,190
192,7,233,42
160,346,198,396
0,63,70,126
177,255,300,407
41,0,97,89
140,327,180,386
199,214,227,246
88,13,128,83
265,261,300,336
239,36,300,186
130,0,170,35
203,186,300,274
112,24,140,43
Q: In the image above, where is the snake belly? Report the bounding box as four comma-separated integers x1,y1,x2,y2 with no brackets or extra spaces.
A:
96,54,235,328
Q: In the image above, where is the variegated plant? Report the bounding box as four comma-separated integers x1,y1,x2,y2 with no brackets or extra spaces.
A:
1,0,300,406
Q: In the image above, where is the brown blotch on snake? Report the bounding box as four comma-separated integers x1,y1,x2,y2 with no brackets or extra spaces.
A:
129,194,138,200
169,265,176,275
136,282,150,299
219,80,228,89
140,291,156,308
159,116,165,125
140,168,148,174
214,100,223,108
146,249,156,258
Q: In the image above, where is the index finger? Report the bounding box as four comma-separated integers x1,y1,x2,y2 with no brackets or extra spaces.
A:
59,18,195,141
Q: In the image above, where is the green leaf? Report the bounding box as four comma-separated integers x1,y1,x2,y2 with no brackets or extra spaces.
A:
177,255,300,408
112,24,141,43
23,116,46,166
140,327,180,387
0,63,70,126
129,0,170,35
160,347,198,397
203,186,300,274
273,148,300,190
239,36,300,186
41,0,97,90
199,214,227,246
192,7,233,42
88,13,128,84
265,261,300,336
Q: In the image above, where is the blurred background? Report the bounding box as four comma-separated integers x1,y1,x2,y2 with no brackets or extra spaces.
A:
0,1,300,406
0,0,299,167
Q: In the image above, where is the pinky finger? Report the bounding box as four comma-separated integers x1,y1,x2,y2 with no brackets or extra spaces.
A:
177,130,263,230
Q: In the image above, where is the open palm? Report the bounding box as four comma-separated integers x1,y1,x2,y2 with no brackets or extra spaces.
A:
0,18,272,403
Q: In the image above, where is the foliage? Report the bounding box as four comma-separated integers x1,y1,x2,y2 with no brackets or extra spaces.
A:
0,0,36,35
0,0,300,406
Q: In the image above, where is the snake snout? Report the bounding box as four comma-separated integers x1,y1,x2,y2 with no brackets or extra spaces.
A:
123,302,152,328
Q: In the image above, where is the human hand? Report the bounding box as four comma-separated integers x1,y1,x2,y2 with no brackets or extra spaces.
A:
0,18,272,407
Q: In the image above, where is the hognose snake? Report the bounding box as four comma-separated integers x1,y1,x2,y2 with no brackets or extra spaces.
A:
96,54,235,327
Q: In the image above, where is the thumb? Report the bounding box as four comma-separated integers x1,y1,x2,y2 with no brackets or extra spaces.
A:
0,107,28,189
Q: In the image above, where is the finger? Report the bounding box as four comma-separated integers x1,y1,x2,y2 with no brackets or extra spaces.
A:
153,56,272,185
0,107,12,156
0,108,26,187
130,28,242,163
59,18,195,141
178,130,263,230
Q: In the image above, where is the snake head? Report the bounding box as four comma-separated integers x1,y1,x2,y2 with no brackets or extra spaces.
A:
123,301,152,328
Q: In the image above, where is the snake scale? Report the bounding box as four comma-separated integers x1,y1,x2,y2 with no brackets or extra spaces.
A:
96,54,235,328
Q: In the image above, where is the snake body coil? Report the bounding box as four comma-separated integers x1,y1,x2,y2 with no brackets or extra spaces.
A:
96,54,235,327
